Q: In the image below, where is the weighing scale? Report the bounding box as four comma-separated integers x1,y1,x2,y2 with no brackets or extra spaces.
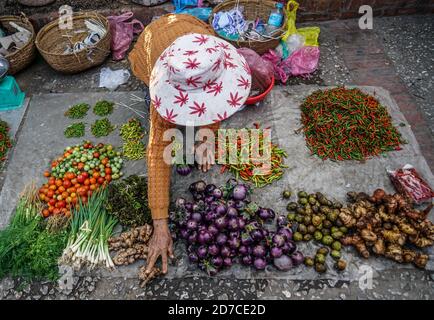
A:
0,57,25,111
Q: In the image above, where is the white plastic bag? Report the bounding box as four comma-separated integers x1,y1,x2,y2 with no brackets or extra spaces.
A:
99,67,130,90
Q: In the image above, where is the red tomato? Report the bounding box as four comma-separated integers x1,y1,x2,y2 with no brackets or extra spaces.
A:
53,208,61,215
105,175,112,182
82,172,89,179
81,196,88,204
101,158,109,165
97,177,105,185
48,177,56,185
76,175,85,184
105,168,112,175
93,172,100,179
47,190,55,199
57,200,66,208
63,179,72,188
93,152,100,159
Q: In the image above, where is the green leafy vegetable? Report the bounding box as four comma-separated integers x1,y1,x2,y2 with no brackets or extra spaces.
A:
91,118,115,137
93,100,114,117
64,122,85,138
106,175,152,227
64,103,90,119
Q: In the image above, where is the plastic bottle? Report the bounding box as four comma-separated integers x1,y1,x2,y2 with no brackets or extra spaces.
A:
267,2,284,33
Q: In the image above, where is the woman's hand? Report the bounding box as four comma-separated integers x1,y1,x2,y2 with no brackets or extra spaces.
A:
145,218,174,274
195,140,215,173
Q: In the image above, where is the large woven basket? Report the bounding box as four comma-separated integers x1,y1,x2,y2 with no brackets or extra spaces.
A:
209,0,287,55
17,0,55,6
35,12,111,74
0,15,36,75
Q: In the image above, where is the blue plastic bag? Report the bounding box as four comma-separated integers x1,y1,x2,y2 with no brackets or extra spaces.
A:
178,7,212,21
173,0,202,12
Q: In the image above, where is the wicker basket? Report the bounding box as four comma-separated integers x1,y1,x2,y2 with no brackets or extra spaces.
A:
35,12,111,74
209,0,287,55
0,15,36,75
17,0,55,6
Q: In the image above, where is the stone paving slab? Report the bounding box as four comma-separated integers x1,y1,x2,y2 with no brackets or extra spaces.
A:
0,86,432,283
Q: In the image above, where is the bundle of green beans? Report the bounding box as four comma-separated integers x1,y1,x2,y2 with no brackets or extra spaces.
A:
119,118,146,160
64,122,85,138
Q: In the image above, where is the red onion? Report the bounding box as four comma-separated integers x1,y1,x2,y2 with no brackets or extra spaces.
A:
254,258,267,270
291,251,304,266
273,255,293,271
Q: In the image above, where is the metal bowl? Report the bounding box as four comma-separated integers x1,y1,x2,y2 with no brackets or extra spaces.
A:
0,57,10,81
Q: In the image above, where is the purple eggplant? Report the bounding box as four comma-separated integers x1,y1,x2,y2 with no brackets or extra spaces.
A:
175,197,186,208
223,257,233,267
212,188,223,199
227,207,238,218
188,252,199,263
215,216,228,230
273,255,293,271
291,251,304,266
242,255,253,266
220,246,231,258
207,224,219,237
186,220,198,231
253,244,266,257
208,244,220,256
228,237,241,250
211,256,223,268
191,212,202,223
216,233,228,246
215,204,227,216
228,218,239,231
253,257,267,270
196,246,208,259
205,184,216,195
176,164,193,176
232,184,248,200
270,247,283,258
272,234,285,248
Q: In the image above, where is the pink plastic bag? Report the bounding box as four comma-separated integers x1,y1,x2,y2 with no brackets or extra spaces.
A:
108,12,144,61
287,46,320,77
262,50,292,84
237,48,274,92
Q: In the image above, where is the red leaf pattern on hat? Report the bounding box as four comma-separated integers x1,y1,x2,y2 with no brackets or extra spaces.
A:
174,84,186,92
163,108,178,123
224,52,233,60
207,81,223,96
218,42,230,50
227,92,243,108
213,111,228,123
211,59,222,72
169,65,180,74
184,58,201,70
206,47,218,54
193,35,209,45
189,102,207,117
203,79,217,91
223,60,237,70
186,76,202,88
174,91,189,107
242,61,251,75
184,50,198,56
159,52,167,61
152,96,162,109
237,76,250,90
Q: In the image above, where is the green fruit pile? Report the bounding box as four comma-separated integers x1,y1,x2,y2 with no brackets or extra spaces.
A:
286,191,348,273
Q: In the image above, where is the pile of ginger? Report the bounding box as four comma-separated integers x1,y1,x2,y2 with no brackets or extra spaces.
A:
339,189,433,268
109,224,161,287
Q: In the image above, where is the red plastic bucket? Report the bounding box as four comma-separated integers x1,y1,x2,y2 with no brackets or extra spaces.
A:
245,76,275,105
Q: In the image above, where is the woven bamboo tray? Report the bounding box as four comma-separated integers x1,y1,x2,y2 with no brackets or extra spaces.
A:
35,12,111,74
209,0,287,55
0,15,36,75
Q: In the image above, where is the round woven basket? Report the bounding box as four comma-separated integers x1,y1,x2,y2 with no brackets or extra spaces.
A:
209,0,287,55
35,12,111,74
17,0,55,6
0,15,36,75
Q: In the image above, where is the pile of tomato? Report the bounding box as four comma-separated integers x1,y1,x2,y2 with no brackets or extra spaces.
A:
38,141,124,217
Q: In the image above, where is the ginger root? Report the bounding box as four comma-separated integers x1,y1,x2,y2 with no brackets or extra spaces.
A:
138,266,161,288
341,235,370,258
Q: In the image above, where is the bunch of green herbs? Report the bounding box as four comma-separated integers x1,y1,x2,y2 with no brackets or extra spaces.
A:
93,100,114,117
91,118,115,137
106,175,152,227
64,103,90,119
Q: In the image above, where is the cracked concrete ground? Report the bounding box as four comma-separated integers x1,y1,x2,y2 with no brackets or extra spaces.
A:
0,15,433,300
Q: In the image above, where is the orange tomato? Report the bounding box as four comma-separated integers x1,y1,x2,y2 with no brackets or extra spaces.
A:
58,186,66,193
70,192,77,198
89,178,97,185
65,211,71,218
53,208,61,215
105,175,112,182
101,158,109,165
77,163,85,170
105,168,112,175
47,190,55,199
43,171,51,177
89,184,97,191
66,197,72,203
65,172,76,180
48,177,56,185
39,193,46,201
84,179,90,186
48,206,54,213
71,197,78,205
55,179,63,187
92,172,100,179
71,178,77,185
42,209,50,218
62,191,69,199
